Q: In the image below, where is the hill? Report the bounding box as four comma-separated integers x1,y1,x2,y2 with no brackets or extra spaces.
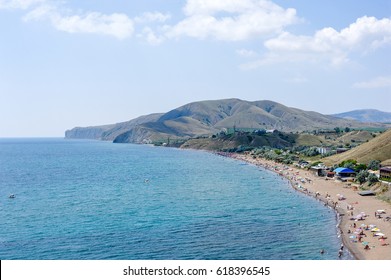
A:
65,98,386,143
323,129,391,166
65,113,164,140
332,109,391,123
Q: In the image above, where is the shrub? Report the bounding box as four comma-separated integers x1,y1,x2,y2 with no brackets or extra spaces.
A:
368,173,379,186
368,160,381,171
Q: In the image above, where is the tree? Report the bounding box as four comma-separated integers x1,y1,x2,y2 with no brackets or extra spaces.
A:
340,159,357,169
368,173,379,186
343,162,356,170
345,127,351,133
334,127,341,134
356,170,369,184
354,163,368,172
302,147,319,157
368,160,381,171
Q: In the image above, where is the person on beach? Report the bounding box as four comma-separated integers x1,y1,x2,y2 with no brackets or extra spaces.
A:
338,249,343,258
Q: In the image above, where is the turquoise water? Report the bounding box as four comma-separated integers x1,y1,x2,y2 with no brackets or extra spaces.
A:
0,139,348,259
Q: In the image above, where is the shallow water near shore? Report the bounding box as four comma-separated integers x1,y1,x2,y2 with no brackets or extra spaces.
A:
0,138,351,259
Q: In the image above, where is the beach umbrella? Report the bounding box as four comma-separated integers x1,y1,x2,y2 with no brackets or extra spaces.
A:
375,233,385,236
371,228,380,232
361,241,369,246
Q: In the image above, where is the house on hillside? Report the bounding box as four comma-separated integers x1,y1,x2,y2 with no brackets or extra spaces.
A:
316,147,330,155
380,167,391,180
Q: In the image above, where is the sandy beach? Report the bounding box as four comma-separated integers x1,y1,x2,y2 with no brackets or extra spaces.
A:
227,153,391,260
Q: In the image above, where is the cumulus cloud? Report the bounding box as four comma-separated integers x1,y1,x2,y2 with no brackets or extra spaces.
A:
165,0,299,41
254,16,391,66
353,76,391,89
24,5,134,40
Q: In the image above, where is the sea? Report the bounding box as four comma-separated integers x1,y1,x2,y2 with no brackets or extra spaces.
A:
0,138,351,260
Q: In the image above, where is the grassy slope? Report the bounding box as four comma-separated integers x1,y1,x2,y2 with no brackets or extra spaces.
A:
323,129,391,165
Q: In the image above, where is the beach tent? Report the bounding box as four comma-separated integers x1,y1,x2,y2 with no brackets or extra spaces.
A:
334,167,355,177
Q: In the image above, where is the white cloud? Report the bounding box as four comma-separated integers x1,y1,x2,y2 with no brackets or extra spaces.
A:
3,0,299,44
24,5,134,40
53,13,134,40
138,27,165,45
0,0,45,9
134,12,171,24
165,0,299,41
255,16,391,67
353,76,391,89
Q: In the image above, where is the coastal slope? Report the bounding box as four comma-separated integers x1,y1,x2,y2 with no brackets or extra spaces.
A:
323,128,391,165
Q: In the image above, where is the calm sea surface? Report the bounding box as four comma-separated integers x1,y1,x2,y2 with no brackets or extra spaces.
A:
0,138,349,260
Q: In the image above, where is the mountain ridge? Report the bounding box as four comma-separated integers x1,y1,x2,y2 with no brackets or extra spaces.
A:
331,109,391,123
65,99,387,143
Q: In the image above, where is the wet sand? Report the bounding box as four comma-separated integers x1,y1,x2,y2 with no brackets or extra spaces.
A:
227,153,391,260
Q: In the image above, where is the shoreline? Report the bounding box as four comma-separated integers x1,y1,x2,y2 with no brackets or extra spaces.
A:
216,152,391,260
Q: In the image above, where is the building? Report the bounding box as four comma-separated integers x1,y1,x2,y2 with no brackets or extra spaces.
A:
334,167,355,178
311,166,326,176
380,167,391,180
316,147,330,155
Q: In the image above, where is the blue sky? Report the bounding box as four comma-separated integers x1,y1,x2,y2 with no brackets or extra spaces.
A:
0,0,390,137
